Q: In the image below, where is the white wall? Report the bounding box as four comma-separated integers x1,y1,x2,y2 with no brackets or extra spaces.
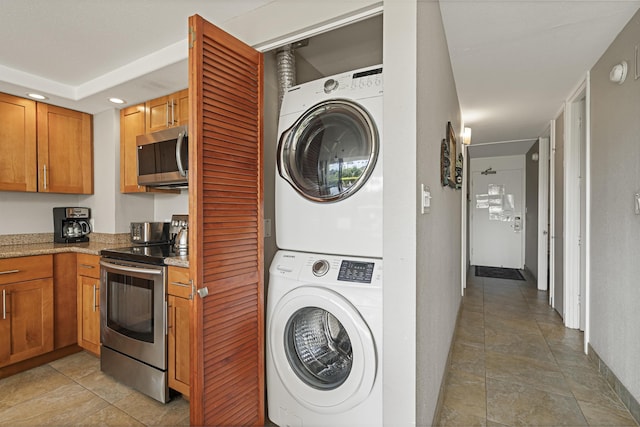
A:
262,51,279,289
79,108,120,232
84,108,154,233
589,9,640,403
0,192,80,234
415,0,462,424
154,191,189,222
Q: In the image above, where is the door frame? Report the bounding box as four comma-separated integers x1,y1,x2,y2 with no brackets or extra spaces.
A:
461,142,468,293
563,74,591,345
537,137,550,291
549,120,556,307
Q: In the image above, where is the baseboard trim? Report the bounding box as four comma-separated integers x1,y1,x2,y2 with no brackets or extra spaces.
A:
0,345,83,380
431,298,463,425
588,344,640,424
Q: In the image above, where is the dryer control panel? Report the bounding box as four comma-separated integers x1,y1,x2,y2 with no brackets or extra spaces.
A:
323,67,382,94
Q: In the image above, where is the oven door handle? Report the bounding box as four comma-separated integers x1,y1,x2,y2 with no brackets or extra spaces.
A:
99,260,164,276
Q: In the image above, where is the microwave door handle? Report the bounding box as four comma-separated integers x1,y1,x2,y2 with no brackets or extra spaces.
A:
176,130,187,177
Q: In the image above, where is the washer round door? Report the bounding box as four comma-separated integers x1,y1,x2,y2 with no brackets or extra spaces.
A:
269,286,378,413
277,99,379,203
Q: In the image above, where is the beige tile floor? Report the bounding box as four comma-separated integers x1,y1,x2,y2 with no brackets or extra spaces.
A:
437,269,638,426
0,351,189,426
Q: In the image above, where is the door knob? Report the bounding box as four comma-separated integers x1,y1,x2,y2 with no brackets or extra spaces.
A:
197,287,209,298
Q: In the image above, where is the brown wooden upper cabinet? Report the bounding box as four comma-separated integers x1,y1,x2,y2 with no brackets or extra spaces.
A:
0,92,93,194
120,104,147,193
0,93,37,192
37,104,93,194
145,89,188,134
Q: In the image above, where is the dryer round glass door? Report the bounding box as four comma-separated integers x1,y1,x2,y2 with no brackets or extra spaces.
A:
277,99,379,203
269,286,378,413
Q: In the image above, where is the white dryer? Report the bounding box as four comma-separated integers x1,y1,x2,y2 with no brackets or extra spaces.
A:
276,65,383,258
267,250,382,427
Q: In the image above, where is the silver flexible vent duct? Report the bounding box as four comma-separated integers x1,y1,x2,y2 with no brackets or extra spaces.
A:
276,45,296,112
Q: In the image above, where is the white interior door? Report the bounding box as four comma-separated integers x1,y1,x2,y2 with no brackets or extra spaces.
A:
470,157,525,269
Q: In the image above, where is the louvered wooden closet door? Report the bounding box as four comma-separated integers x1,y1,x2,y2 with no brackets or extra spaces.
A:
188,15,264,426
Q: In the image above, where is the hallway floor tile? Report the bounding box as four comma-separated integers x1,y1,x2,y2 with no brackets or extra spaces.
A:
436,272,638,426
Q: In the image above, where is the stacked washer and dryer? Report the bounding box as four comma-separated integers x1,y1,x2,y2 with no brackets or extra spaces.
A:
267,65,384,427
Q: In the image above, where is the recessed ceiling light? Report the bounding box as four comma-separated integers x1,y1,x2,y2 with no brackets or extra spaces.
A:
109,97,126,104
27,93,48,100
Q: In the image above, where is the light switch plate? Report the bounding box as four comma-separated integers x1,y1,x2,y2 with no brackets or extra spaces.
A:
264,218,272,237
421,184,431,214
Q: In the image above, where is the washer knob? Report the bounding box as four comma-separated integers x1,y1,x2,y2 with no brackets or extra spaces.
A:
312,259,330,276
323,79,339,94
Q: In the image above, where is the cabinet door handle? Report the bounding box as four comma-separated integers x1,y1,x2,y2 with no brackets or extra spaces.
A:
43,164,47,190
92,284,99,312
79,264,95,269
166,101,170,127
2,289,5,320
0,269,19,275
171,99,176,125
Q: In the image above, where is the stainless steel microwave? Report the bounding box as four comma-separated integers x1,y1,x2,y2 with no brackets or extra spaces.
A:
136,126,188,188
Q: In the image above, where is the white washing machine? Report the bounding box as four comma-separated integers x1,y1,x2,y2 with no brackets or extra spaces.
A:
267,250,382,427
276,65,383,258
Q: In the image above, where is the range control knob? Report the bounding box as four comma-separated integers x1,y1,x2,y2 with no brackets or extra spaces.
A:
323,79,339,94
312,259,330,277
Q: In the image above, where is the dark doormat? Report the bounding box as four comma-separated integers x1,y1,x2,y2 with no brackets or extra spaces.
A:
475,266,525,281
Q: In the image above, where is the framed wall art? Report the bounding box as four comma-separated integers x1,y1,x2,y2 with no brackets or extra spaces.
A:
440,138,450,187
446,121,457,188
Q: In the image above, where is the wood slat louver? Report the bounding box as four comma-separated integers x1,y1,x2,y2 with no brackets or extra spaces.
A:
188,15,264,426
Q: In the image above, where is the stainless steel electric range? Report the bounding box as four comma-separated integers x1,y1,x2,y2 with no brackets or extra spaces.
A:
99,215,188,403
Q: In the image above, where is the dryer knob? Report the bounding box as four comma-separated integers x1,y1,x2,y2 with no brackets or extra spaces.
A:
312,259,330,277
323,79,339,94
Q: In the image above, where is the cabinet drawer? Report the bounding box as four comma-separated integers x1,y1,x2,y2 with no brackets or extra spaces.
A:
77,253,100,279
0,255,52,285
168,267,191,298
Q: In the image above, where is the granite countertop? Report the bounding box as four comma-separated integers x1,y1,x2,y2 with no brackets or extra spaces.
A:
0,241,126,259
0,233,190,268
164,254,189,268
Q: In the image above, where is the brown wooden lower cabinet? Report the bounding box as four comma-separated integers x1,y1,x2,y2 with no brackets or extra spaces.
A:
0,255,55,368
76,254,101,355
0,278,54,367
53,253,77,349
168,266,190,398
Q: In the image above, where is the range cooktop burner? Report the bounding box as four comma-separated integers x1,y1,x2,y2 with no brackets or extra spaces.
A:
101,243,185,266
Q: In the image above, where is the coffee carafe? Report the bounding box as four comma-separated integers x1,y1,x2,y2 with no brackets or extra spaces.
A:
53,207,91,243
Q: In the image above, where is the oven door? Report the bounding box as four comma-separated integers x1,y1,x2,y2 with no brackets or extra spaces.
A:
100,258,167,370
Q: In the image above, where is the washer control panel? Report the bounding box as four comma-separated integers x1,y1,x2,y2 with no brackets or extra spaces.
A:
337,260,375,283
271,251,381,286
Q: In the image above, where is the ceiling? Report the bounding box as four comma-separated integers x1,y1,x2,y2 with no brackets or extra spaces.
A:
1,1,639,156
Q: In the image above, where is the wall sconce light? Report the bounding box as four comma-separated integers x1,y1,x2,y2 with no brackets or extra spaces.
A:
531,152,539,162
462,127,472,145
610,61,628,84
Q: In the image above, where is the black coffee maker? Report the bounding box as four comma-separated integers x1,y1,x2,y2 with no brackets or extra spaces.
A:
53,207,92,243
